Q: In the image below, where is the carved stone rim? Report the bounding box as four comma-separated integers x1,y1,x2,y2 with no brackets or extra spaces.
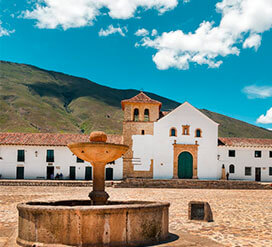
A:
67,142,128,149
17,200,170,211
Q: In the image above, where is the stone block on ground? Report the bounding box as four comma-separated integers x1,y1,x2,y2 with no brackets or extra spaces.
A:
188,201,213,222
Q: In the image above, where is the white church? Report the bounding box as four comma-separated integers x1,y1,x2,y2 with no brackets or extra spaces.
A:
0,92,272,182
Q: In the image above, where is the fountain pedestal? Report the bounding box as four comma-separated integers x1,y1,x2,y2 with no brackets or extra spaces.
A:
89,162,109,205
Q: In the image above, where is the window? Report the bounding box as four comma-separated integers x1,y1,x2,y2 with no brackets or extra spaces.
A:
269,167,272,176
77,157,84,163
133,108,139,121
17,150,25,162
182,125,190,135
269,151,272,158
170,128,177,137
141,130,145,135
229,164,235,174
46,150,54,162
229,150,235,157
245,167,252,176
255,151,262,158
144,109,150,121
195,129,202,137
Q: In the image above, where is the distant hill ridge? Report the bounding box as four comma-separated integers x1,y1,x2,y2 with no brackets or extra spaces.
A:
1,60,272,139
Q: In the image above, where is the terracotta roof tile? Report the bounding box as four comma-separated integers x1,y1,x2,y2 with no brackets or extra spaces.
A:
0,133,123,146
121,92,162,109
218,137,272,148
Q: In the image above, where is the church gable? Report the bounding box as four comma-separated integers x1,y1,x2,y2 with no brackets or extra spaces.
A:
158,102,219,126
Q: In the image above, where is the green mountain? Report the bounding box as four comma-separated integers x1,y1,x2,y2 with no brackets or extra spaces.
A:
1,60,272,138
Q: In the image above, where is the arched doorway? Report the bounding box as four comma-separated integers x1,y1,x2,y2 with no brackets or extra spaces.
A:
178,152,193,179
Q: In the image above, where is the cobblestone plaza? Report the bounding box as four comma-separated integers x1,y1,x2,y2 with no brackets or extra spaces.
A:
0,186,271,247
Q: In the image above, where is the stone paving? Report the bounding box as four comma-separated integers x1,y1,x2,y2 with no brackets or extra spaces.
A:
0,186,271,247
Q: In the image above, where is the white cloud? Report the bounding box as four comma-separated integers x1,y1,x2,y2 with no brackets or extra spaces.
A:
151,29,158,36
257,107,272,124
23,0,178,30
0,21,14,37
243,34,262,51
135,28,149,36
243,85,272,99
98,25,127,37
138,0,272,70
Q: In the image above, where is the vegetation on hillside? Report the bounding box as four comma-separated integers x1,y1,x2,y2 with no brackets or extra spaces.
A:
1,61,272,138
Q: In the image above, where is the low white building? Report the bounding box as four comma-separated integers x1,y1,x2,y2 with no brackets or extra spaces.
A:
0,92,272,182
218,138,272,182
0,133,123,180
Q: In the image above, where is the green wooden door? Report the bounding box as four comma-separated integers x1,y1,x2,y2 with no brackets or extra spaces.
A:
69,166,76,180
106,168,113,180
85,167,92,180
178,152,193,179
16,167,24,179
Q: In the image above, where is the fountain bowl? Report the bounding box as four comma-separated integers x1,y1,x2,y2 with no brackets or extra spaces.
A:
67,142,128,164
17,200,170,247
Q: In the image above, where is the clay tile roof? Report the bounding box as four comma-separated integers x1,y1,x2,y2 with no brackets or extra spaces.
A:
218,137,272,148
0,133,123,146
121,92,162,110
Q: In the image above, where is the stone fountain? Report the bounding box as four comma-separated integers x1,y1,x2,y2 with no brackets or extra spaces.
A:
17,131,170,247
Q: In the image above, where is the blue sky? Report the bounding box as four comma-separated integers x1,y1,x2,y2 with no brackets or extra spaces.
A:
0,0,272,129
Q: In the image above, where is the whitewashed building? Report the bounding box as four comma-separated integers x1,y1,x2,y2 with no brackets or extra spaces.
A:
218,138,272,182
0,92,272,181
0,133,123,180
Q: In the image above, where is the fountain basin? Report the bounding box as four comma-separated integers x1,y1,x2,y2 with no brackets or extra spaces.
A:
17,200,170,247
67,142,128,164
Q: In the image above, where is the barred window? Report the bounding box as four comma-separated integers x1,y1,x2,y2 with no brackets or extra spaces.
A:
46,150,54,162
245,167,251,176
17,150,25,162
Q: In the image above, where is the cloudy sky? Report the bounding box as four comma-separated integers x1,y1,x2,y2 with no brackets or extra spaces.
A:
0,0,272,129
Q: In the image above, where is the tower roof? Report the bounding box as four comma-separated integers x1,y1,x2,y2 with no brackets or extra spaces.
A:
121,92,162,110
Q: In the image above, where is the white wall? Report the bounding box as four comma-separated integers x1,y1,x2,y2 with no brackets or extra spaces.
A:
131,102,220,179
0,145,123,180
218,146,272,182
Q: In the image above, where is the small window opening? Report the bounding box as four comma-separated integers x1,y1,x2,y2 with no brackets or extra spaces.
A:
229,150,235,157
141,130,145,135
195,129,202,137
170,128,176,137
182,125,190,135
255,150,262,158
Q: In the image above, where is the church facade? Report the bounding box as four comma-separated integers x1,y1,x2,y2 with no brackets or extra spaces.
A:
0,92,272,181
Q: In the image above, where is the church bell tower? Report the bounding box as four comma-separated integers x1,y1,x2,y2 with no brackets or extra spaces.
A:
121,92,161,178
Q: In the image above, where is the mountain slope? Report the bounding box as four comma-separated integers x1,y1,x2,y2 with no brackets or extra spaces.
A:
1,60,272,138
